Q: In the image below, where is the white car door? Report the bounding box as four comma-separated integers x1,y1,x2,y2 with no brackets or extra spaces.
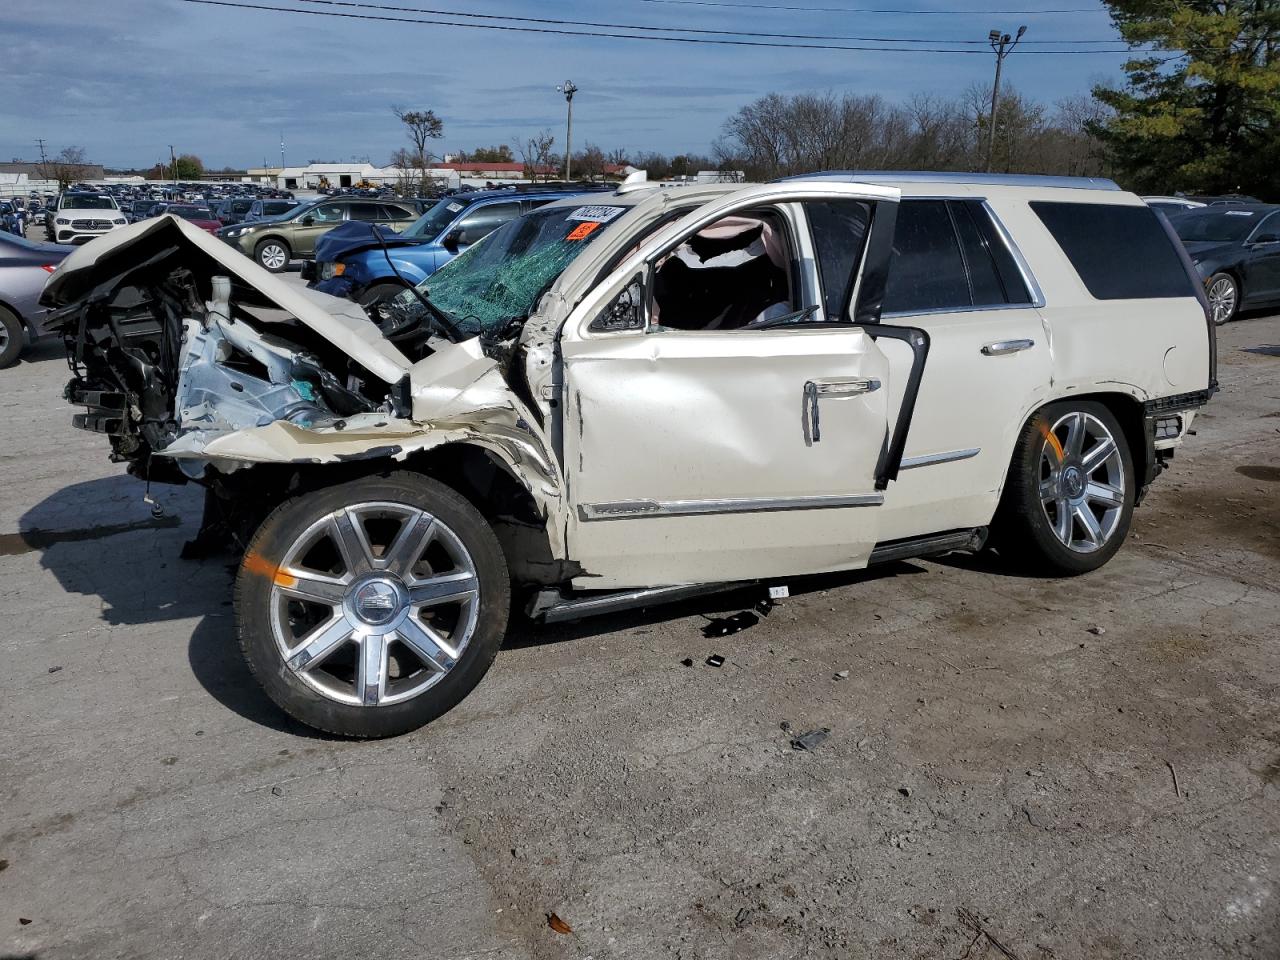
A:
558,182,914,589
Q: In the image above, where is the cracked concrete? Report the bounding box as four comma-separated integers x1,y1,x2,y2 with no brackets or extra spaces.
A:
1,307,1278,959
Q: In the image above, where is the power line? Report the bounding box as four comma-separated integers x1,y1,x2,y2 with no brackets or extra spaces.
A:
177,0,1140,53
292,0,1130,44
628,0,1102,13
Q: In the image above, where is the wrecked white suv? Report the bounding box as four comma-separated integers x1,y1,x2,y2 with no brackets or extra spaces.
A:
44,173,1215,737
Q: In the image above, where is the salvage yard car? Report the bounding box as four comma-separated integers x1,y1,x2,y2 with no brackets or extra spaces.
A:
1167,203,1280,325
217,196,419,272
45,191,129,245
43,172,1215,737
305,183,614,312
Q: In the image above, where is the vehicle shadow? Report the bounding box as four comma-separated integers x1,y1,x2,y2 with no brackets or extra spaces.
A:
1242,343,1280,357
17,339,66,365
17,474,319,736
503,562,930,650
20,475,972,733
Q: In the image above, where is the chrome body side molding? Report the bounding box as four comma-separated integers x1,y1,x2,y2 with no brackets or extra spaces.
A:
579,492,884,522
898,447,981,471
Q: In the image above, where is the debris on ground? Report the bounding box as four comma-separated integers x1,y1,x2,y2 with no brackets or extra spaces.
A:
834,670,850,680
957,907,1023,960
706,654,726,668
791,728,831,751
898,787,912,797
547,912,573,935
47,665,62,674
1166,759,1183,798
702,611,759,637
1088,626,1106,636
680,657,694,667
271,786,283,796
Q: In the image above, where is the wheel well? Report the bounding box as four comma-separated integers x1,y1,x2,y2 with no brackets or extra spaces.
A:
255,235,290,252
1045,391,1149,490
216,443,569,587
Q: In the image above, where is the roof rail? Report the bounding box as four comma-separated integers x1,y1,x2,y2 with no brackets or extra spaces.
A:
777,170,1122,192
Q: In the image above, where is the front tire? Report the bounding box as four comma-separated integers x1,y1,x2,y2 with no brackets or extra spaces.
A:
255,237,291,272
0,307,25,368
994,400,1134,575
358,281,409,311
1206,272,1238,325
235,473,510,737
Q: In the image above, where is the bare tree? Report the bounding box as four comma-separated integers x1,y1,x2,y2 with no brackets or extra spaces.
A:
513,130,557,181
39,146,94,190
575,143,607,181
390,106,444,194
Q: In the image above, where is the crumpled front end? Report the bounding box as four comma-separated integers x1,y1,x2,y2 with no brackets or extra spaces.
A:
47,214,568,555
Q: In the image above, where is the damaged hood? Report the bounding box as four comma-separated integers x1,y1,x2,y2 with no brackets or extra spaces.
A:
313,220,421,264
41,214,413,385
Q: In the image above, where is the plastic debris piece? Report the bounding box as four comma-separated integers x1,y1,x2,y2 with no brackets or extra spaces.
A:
706,654,726,668
769,585,790,600
791,728,831,751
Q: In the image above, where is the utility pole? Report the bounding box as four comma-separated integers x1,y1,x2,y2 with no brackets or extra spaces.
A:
35,138,48,165
280,131,285,170
985,25,1026,173
557,80,578,182
169,144,177,188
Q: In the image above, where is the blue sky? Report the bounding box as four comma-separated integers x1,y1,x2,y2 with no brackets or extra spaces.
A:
6,0,1126,169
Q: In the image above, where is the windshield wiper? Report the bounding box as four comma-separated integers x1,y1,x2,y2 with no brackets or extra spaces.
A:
372,226,464,342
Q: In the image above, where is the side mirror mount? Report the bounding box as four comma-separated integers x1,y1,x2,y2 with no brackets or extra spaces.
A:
589,277,646,333
1253,233,1280,245
442,229,463,252
301,215,315,226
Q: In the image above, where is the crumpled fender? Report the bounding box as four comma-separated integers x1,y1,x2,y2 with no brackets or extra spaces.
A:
157,337,569,557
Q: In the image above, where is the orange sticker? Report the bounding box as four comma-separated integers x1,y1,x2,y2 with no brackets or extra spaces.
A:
567,221,601,241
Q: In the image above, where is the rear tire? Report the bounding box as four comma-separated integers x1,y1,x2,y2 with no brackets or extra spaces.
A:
235,472,510,737
0,307,25,368
1206,272,1238,325
255,237,291,272
993,400,1135,575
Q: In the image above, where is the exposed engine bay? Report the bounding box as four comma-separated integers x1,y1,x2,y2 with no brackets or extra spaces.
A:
42,215,569,564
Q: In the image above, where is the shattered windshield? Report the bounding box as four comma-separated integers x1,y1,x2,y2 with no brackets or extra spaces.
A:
410,203,627,338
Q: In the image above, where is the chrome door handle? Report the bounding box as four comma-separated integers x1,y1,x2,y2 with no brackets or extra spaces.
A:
981,339,1035,356
803,378,880,446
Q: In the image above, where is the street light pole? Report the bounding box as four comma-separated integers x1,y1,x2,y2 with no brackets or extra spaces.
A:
169,144,177,190
985,25,1026,173
557,80,578,182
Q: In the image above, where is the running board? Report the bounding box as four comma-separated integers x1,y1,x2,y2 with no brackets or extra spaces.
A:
529,528,986,624
868,527,987,566
529,582,744,624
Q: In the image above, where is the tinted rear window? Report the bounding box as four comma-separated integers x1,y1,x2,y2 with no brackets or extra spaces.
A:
1031,201,1195,300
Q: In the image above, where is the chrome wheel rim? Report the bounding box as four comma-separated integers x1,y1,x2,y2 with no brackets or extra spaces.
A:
260,244,287,270
268,502,480,707
1038,411,1125,555
0,322,9,352
1208,276,1236,325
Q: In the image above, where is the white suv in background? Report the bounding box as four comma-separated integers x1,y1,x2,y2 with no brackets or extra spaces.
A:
47,192,128,245
48,172,1215,736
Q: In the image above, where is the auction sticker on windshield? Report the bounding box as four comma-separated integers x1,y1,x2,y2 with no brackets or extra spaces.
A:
567,205,625,223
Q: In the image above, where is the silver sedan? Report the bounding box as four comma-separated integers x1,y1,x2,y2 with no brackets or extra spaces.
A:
0,231,71,367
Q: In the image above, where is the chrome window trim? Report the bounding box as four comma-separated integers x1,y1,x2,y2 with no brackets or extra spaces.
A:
580,492,884,521
980,200,1046,308
899,447,981,470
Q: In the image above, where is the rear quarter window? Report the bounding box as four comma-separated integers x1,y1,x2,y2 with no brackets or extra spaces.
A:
1031,201,1195,300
